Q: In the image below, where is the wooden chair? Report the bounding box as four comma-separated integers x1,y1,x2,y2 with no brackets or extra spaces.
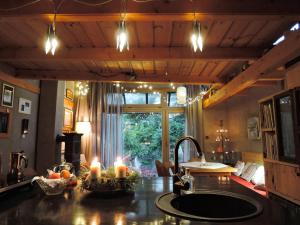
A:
155,160,173,177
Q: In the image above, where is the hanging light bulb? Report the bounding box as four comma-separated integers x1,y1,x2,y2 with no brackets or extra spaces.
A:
45,18,58,55
116,20,129,52
191,21,203,52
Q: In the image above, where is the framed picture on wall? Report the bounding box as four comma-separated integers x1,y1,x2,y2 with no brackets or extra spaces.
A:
247,117,261,140
1,84,14,108
18,98,32,114
66,89,74,101
64,108,73,129
0,107,12,138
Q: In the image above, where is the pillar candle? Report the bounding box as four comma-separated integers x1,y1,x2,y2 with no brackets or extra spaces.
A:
90,158,101,180
114,157,126,178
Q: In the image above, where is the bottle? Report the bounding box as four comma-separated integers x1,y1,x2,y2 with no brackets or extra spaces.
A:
181,168,195,194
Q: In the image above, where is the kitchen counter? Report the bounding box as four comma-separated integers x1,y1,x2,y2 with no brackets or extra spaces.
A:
0,177,299,225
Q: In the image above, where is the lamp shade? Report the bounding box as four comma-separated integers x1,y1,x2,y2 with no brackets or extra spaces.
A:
75,121,91,135
176,86,187,104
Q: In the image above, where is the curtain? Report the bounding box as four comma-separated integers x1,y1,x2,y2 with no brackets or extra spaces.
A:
185,85,204,159
75,94,92,162
88,83,123,167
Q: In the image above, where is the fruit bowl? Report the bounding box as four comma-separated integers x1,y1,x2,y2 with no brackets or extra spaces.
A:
33,177,67,195
32,169,78,195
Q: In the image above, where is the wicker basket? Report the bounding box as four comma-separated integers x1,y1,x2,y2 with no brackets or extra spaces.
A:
35,178,67,195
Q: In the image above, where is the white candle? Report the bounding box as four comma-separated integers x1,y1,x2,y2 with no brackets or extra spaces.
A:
114,157,126,178
90,157,101,179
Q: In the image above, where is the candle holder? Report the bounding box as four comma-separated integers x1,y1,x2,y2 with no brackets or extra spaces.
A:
80,167,139,197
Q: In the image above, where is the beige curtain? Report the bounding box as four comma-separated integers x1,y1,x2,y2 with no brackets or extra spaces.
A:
88,83,123,167
75,94,92,162
185,85,204,158
75,82,123,166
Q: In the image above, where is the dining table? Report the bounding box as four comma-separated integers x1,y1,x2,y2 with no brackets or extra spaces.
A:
180,161,237,177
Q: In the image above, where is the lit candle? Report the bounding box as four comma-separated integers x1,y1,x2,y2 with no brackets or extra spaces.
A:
114,157,126,178
90,157,101,179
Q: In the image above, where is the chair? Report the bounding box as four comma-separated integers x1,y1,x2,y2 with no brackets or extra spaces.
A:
155,160,173,177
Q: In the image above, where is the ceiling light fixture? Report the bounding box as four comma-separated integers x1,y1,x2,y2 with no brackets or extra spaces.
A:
191,20,203,52
116,0,129,52
116,20,129,52
45,14,58,55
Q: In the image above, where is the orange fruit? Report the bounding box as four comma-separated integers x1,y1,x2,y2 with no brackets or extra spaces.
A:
49,173,61,179
60,170,71,179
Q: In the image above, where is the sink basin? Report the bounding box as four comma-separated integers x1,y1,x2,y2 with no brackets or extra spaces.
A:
155,190,263,221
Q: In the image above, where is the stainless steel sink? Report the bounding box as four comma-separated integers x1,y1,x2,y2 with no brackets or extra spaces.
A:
155,190,263,221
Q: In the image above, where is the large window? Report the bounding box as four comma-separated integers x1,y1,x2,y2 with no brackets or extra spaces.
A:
123,93,161,105
122,90,185,177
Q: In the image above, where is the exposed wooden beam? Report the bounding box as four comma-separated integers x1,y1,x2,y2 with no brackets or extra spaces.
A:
0,0,300,22
203,30,300,108
15,69,220,85
0,47,263,62
257,70,286,81
0,63,40,94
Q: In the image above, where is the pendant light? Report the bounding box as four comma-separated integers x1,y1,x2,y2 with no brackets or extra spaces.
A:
191,20,203,52
45,14,58,55
116,20,129,52
116,0,129,52
176,86,187,104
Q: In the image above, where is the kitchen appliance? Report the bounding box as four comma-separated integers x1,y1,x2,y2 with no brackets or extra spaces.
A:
7,151,28,183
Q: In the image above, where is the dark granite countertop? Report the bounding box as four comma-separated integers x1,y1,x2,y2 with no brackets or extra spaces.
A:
0,177,299,225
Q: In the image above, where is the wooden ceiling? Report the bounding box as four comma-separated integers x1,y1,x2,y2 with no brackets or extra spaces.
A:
0,0,299,85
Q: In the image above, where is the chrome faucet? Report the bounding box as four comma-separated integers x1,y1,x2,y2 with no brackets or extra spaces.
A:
173,136,203,195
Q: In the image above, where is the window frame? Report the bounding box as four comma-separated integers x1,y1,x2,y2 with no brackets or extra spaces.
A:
122,90,185,164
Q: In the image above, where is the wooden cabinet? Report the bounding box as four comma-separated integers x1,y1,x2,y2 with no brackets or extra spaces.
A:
260,88,300,205
274,163,300,201
264,161,276,191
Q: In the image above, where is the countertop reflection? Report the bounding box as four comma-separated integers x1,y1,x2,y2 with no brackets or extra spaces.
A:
0,177,299,225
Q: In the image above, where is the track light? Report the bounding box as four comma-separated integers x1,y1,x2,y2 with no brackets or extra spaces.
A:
45,21,58,55
116,20,129,52
191,21,203,52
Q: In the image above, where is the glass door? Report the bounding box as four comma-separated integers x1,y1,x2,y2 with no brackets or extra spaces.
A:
122,112,162,177
168,113,186,163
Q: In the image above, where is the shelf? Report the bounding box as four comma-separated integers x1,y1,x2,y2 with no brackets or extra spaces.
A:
263,158,299,168
261,128,275,132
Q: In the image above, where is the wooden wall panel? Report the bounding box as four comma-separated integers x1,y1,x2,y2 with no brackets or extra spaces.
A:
126,21,139,48
98,21,118,48
154,60,167,75
248,20,292,47
55,23,80,48
234,20,268,47
220,20,249,47
154,21,172,47
189,61,207,77
206,20,232,46
136,22,154,47
142,61,154,75
65,22,93,47
170,22,190,46
81,22,108,47
209,61,229,79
